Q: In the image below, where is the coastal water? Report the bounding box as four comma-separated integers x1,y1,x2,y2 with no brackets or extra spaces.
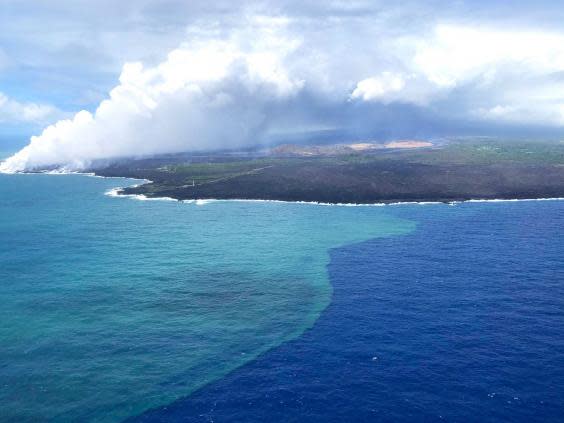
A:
133,199,564,422
0,173,413,422
1,169,563,422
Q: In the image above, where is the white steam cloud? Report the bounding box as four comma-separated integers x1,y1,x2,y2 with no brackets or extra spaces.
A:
1,24,304,172
3,20,564,172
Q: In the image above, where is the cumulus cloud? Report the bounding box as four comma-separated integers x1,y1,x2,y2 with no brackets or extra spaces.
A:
413,25,564,88
346,24,564,128
4,13,564,172
351,73,407,103
410,25,564,126
0,93,61,124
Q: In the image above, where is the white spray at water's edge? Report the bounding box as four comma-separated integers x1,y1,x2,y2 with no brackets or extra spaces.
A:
101,180,564,207
2,169,562,207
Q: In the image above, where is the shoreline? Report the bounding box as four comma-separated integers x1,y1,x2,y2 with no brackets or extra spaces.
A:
3,169,563,207
104,185,564,207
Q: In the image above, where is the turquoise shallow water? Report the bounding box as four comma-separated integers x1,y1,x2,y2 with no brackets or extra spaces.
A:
135,199,564,423
0,173,414,422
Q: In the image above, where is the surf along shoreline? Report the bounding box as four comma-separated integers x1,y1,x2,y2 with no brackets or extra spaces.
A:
2,168,563,207
4,139,564,205
93,140,564,206
102,176,564,207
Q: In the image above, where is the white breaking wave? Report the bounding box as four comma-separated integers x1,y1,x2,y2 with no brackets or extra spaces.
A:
167,197,564,207
461,197,564,203
103,185,564,207
104,187,178,202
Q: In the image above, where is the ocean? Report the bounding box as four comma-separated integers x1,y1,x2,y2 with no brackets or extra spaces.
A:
1,171,563,422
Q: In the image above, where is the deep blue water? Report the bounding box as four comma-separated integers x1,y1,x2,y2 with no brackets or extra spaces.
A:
132,201,564,422
1,167,563,422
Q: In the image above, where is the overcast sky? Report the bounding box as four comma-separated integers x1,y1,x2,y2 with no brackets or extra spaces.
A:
2,1,564,170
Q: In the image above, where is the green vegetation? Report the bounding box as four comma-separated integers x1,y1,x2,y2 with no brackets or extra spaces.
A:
401,140,564,165
96,140,564,203
161,161,275,185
